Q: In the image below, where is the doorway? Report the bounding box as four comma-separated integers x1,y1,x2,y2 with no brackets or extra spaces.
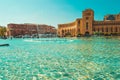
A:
85,31,90,36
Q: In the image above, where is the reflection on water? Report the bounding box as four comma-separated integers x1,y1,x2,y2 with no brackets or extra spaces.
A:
0,37,120,80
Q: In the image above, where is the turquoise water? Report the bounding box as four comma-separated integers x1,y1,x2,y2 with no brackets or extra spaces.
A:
0,37,120,80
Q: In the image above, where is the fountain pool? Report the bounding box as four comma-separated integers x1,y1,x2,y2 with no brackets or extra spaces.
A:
0,37,120,80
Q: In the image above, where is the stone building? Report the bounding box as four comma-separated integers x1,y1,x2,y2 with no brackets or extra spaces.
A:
7,23,56,37
58,9,120,37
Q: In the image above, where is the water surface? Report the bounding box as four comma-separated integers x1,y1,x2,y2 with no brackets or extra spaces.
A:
0,37,120,80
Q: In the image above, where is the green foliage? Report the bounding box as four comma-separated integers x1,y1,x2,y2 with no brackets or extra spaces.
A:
0,27,6,37
93,31,103,36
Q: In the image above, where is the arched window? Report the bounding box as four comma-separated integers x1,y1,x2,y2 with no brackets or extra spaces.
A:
86,17,89,20
102,27,104,32
62,30,64,33
93,28,95,31
98,28,100,32
115,27,117,32
78,20,80,26
78,28,80,32
111,27,113,32
106,27,108,32
106,15,115,20
86,22,88,30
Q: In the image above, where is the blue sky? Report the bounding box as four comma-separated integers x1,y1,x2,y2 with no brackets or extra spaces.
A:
0,0,120,27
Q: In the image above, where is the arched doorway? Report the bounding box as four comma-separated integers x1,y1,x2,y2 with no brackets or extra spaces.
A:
65,32,72,37
85,31,90,36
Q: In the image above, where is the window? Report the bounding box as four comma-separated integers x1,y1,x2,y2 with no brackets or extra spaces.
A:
102,27,104,32
98,28,99,32
111,27,113,32
62,30,64,33
106,15,115,20
86,13,91,16
106,27,108,32
86,22,88,30
93,28,95,31
78,29,80,32
78,20,80,26
115,27,117,32
78,20,80,24
86,17,89,20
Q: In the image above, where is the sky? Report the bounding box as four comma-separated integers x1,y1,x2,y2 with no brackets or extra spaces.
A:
0,0,120,28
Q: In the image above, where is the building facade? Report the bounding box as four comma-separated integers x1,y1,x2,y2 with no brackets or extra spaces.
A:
58,9,120,37
7,23,57,37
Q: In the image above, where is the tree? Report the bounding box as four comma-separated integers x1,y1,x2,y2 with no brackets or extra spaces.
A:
0,27,7,37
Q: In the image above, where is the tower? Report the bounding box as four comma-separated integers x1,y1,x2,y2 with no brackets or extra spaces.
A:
82,9,94,36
